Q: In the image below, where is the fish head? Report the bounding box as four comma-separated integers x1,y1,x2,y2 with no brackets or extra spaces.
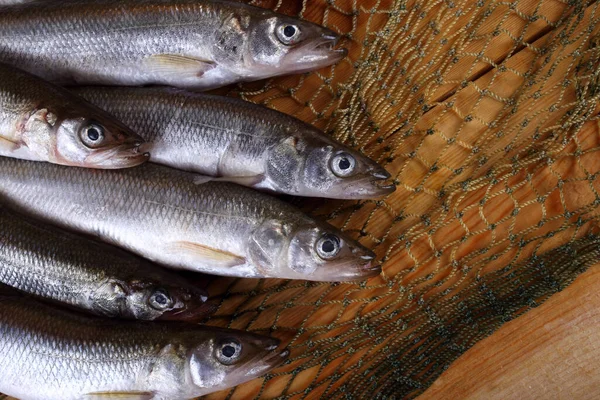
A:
187,328,288,394
248,218,381,281
265,132,396,199
128,280,213,322
24,103,148,169
92,277,212,321
213,10,347,79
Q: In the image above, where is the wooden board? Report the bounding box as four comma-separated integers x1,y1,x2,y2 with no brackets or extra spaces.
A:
420,264,600,400
214,1,600,398
0,1,591,399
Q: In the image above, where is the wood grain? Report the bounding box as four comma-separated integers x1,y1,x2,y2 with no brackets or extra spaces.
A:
420,264,600,400
208,1,600,397
387,1,599,223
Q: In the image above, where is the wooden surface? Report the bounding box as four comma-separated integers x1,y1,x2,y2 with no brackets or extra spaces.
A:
420,265,600,400
0,1,594,399
0,1,587,399
218,1,600,397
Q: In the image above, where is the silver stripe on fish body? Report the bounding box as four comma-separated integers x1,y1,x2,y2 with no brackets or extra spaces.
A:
0,207,213,321
0,157,380,282
73,86,396,199
0,63,148,168
0,290,288,400
0,0,32,4
0,0,347,90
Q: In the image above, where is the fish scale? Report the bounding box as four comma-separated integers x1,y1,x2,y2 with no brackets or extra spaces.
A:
0,63,147,168
0,294,287,400
0,299,152,398
0,157,379,281
73,86,395,199
0,0,346,90
0,206,212,320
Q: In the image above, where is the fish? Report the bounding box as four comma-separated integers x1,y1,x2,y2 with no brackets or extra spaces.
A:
73,87,396,199
0,289,288,400
0,0,348,90
0,158,380,282
0,63,148,168
0,0,31,4
0,207,213,321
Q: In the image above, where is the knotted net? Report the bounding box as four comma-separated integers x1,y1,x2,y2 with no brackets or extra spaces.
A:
207,0,600,398
3,0,600,399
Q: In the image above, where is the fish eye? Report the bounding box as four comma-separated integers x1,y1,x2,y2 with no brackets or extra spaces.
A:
149,289,173,310
216,339,243,365
277,24,301,45
316,234,341,259
80,122,106,148
330,152,357,178
284,25,297,38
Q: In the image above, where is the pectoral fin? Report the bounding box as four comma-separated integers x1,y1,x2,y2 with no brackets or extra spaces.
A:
83,392,154,400
145,54,216,78
216,142,265,187
193,174,264,188
0,136,20,151
193,175,214,185
215,174,265,187
170,241,246,268
0,136,41,161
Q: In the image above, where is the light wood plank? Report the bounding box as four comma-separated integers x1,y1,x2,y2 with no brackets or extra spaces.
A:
420,264,600,400
205,2,600,398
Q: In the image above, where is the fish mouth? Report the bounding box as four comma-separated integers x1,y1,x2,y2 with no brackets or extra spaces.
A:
157,301,217,322
367,165,396,197
328,260,381,282
339,247,382,282
263,348,290,369
368,179,396,197
244,347,289,377
84,142,149,169
324,175,396,200
236,336,288,375
308,246,381,282
287,31,348,72
221,346,288,391
313,33,343,53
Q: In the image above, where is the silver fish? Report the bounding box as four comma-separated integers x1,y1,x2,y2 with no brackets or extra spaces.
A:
0,0,31,4
0,158,379,282
73,87,395,199
0,63,148,168
0,0,347,90
0,207,213,321
0,291,288,400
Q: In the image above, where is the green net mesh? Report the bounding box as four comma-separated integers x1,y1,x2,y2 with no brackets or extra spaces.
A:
4,0,600,399
206,0,600,398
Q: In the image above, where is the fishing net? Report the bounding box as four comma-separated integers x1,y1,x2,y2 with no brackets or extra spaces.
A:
205,0,600,398
3,0,600,399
